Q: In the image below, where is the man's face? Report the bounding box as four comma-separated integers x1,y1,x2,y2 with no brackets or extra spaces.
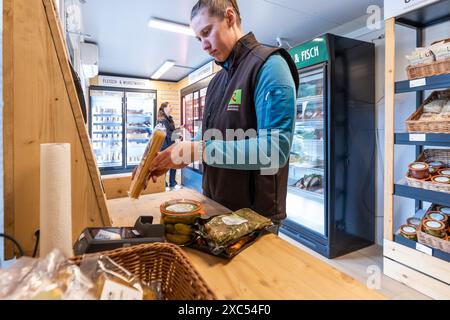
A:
191,8,235,62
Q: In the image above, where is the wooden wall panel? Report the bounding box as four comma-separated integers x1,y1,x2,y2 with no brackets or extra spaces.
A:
3,0,110,256
102,174,165,200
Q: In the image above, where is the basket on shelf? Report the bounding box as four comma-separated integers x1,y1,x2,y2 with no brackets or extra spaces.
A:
405,90,450,133
417,230,450,253
406,38,450,80
70,242,217,300
404,149,450,193
416,205,450,253
407,59,450,80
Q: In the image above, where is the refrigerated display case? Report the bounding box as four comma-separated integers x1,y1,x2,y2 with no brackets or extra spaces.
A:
281,34,376,258
181,86,208,193
89,87,156,174
126,92,155,167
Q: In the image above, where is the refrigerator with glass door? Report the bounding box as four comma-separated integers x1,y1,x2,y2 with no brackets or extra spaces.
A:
280,34,376,258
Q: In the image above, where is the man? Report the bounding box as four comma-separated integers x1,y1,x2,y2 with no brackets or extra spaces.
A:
148,0,299,230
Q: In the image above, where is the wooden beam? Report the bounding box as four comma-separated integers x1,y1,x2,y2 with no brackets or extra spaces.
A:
384,18,396,241
2,0,15,259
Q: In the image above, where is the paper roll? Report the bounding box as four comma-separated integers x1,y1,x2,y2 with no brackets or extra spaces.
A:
40,143,73,258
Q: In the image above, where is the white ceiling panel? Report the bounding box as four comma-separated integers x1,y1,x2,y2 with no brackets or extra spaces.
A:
81,0,384,81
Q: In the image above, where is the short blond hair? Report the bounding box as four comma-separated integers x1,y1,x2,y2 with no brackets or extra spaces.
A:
191,0,242,26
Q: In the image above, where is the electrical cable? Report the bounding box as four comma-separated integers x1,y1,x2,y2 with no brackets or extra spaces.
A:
32,230,40,258
0,233,24,258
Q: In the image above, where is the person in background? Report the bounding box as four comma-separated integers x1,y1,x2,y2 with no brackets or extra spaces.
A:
147,0,299,235
156,102,183,190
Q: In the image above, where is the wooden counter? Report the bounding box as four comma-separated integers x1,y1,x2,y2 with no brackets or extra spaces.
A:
107,188,386,300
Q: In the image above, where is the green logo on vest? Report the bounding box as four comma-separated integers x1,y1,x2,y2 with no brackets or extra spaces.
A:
229,89,242,105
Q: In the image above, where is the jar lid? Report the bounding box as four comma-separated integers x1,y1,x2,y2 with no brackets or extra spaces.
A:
427,212,446,222
433,176,450,184
428,161,443,167
439,207,450,215
407,217,421,227
409,162,428,170
423,219,445,230
160,199,203,216
401,225,417,235
439,169,450,176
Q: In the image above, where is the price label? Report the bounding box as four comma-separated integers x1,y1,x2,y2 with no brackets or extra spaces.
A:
409,134,426,142
100,280,143,300
416,243,432,256
409,78,426,88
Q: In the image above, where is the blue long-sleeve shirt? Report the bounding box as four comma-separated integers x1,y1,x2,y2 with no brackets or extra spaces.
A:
199,53,297,170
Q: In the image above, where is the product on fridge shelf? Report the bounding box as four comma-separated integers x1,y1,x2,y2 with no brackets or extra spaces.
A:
439,168,450,176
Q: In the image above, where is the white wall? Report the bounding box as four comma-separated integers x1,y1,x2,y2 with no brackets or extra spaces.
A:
327,13,450,245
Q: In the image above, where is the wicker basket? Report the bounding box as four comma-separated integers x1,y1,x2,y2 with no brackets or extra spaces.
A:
407,59,450,80
416,205,450,253
405,90,450,133
70,243,217,300
404,149,450,193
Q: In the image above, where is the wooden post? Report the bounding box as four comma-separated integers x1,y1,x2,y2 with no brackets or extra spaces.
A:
384,18,396,241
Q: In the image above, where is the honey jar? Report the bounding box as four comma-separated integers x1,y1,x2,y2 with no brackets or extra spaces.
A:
425,211,448,227
431,175,450,185
428,161,445,175
406,217,421,228
408,162,430,180
438,206,450,217
422,219,447,239
400,225,418,241
438,168,450,177
160,199,204,246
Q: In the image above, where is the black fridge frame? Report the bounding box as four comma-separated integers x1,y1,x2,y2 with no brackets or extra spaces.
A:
89,85,158,175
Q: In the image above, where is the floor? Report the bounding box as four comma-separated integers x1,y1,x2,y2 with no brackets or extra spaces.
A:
279,233,432,300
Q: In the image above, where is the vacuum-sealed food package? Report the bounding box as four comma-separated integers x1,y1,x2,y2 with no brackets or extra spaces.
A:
192,208,273,258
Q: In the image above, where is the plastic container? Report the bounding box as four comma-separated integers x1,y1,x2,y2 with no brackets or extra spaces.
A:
160,199,204,246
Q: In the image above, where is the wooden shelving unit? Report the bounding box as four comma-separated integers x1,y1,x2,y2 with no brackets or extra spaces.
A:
384,0,450,299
